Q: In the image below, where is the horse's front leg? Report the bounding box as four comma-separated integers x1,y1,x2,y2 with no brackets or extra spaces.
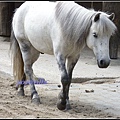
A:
56,54,80,110
65,55,80,110
56,54,68,110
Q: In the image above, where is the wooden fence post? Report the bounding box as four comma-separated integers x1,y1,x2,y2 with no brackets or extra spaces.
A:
0,2,14,37
102,2,120,59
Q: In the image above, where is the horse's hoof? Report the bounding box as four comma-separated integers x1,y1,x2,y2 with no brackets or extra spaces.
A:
57,99,66,110
32,97,41,105
32,94,40,105
66,103,71,110
17,90,25,96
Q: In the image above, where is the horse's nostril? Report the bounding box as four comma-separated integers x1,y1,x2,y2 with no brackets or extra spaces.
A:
100,60,104,66
98,59,110,68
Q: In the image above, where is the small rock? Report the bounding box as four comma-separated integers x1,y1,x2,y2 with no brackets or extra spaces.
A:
111,90,116,92
85,89,94,93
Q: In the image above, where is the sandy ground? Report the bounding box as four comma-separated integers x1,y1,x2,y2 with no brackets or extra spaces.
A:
0,76,119,119
0,38,120,119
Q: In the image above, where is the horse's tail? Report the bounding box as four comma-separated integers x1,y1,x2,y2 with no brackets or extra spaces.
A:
10,27,24,83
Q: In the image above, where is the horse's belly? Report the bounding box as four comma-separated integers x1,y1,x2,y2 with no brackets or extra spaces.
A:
25,23,54,55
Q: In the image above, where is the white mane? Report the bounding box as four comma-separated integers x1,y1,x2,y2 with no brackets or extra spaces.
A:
55,2,117,46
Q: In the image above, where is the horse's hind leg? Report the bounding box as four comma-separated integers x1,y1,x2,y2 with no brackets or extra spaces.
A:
16,73,26,96
20,42,40,104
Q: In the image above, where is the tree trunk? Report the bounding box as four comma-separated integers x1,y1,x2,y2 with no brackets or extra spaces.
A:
102,2,120,59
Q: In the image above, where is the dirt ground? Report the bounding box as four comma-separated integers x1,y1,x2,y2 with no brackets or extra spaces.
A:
0,75,119,119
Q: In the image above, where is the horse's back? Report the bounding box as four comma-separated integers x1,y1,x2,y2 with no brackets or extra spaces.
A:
12,1,83,55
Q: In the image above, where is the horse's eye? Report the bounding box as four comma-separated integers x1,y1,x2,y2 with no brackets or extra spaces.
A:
93,33,98,38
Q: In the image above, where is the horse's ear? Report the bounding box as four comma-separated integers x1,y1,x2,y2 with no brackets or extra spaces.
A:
109,13,115,21
94,13,101,22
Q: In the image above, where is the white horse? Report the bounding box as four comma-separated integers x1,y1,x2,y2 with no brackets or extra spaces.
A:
10,1,117,110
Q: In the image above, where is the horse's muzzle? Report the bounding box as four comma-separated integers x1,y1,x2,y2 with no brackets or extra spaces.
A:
97,59,110,68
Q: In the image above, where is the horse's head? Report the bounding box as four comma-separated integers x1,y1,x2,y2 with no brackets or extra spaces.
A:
86,12,117,68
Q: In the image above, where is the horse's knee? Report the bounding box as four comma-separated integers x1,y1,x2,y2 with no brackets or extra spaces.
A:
61,75,70,86
24,65,33,76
